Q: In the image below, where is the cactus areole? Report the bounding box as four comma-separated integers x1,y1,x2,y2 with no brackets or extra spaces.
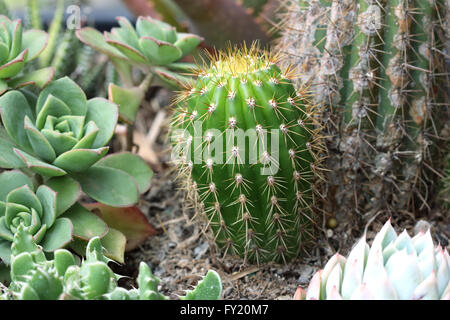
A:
170,45,323,263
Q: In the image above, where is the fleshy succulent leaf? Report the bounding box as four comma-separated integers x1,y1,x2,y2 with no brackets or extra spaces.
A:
39,217,73,252
180,270,223,300
21,29,48,62
45,176,81,216
108,83,144,124
95,152,153,194
71,166,139,207
82,202,157,251
61,203,108,241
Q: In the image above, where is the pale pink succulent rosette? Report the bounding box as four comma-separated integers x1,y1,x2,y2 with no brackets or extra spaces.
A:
295,220,450,300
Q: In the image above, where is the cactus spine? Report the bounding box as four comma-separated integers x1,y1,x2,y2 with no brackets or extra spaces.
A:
278,0,449,226
171,45,324,264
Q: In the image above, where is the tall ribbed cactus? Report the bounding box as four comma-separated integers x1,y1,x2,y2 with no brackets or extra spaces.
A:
277,0,449,227
170,45,324,264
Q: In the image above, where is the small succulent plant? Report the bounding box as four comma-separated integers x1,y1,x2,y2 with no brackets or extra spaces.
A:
170,44,324,264
0,77,153,207
1,226,222,300
0,168,138,266
295,220,450,300
102,16,203,67
0,15,53,95
77,16,202,125
0,170,72,264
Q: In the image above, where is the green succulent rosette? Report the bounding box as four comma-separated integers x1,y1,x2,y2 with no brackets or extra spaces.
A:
0,15,53,94
76,16,202,124
0,76,116,175
0,77,153,207
78,16,202,67
1,226,223,300
0,170,73,264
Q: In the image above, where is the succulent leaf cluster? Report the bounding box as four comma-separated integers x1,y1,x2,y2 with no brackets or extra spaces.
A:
295,220,450,300
77,16,202,124
0,170,72,264
1,226,222,300
0,77,153,208
0,76,153,264
0,15,53,94
170,45,324,263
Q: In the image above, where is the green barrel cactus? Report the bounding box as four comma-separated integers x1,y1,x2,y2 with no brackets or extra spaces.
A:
0,15,53,94
295,220,450,300
277,1,449,225
1,226,223,300
170,45,323,263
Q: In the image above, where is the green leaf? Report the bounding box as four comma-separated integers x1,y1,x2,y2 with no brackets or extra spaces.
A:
22,29,48,62
53,147,109,172
99,227,126,264
81,261,115,299
8,19,22,60
6,184,42,216
0,90,34,152
105,32,148,65
0,170,34,201
0,78,7,95
0,42,9,65
20,285,40,300
35,185,57,229
73,122,98,149
82,202,157,251
0,49,26,78
8,66,54,89
108,83,144,124
0,216,13,241
36,77,87,117
174,33,203,57
54,249,76,277
115,16,140,48
0,128,25,169
24,115,56,162
40,217,73,251
180,270,223,300
136,16,176,43
153,67,192,90
136,262,166,300
41,129,78,155
72,166,139,207
139,37,182,65
11,252,34,277
0,238,11,264
35,94,72,130
14,148,67,177
85,98,118,148
61,203,108,241
76,27,127,60
96,152,153,194
45,176,81,216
